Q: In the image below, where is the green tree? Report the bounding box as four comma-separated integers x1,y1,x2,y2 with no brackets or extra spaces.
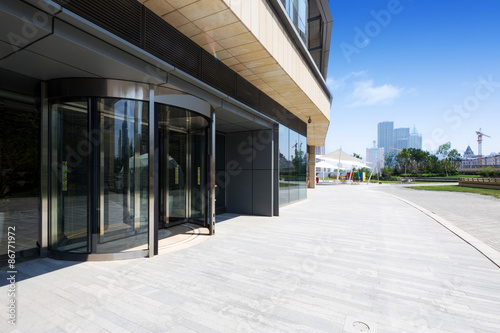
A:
438,142,451,157
439,144,461,177
353,153,362,160
396,148,411,175
408,148,429,173
384,152,396,169
381,167,393,179
426,154,442,174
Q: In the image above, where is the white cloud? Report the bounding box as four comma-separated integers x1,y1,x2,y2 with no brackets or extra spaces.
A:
327,71,366,91
346,79,403,107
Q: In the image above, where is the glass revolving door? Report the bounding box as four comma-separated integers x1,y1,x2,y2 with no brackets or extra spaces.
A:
157,104,209,229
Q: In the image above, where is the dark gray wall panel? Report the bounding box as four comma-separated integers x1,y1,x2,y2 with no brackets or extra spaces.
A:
226,170,252,215
252,129,273,170
226,131,253,170
252,169,273,216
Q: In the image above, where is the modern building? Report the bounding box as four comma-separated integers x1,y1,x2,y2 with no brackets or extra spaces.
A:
408,127,422,150
377,121,394,154
0,0,332,261
394,127,410,150
366,146,385,171
315,146,325,156
377,122,422,153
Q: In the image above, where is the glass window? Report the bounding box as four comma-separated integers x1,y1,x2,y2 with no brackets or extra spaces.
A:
0,97,40,259
215,134,226,210
281,0,308,44
190,131,206,221
97,98,149,253
279,124,290,206
49,100,89,253
298,133,307,200
289,130,299,202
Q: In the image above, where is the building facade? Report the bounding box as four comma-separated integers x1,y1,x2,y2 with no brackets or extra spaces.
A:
0,0,332,261
377,122,422,153
408,129,422,150
377,121,394,154
315,146,325,156
394,127,410,150
366,147,385,171
459,146,500,169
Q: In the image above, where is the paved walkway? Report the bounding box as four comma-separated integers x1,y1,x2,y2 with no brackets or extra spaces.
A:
372,184,500,254
1,185,500,332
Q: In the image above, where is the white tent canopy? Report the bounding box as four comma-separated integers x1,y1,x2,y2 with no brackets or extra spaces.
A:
318,149,371,169
316,160,340,169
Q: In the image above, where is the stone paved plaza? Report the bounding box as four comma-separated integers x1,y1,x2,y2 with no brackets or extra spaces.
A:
1,184,500,332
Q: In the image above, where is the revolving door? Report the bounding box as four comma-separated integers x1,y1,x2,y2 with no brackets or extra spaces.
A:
158,104,210,229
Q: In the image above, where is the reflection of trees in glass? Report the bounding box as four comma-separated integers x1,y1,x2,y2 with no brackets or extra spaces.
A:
292,142,307,181
0,102,39,198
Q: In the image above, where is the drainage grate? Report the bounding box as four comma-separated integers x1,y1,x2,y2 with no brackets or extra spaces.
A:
344,317,378,333
352,321,370,332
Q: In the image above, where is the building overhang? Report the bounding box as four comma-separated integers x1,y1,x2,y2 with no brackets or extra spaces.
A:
140,0,331,146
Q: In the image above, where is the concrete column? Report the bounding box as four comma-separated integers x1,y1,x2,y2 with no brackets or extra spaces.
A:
307,145,316,189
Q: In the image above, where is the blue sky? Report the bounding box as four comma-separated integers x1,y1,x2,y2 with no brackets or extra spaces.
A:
325,0,500,159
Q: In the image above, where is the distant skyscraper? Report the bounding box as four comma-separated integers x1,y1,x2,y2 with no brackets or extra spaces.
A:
315,146,325,156
408,126,422,149
377,121,394,154
394,127,410,150
366,146,385,171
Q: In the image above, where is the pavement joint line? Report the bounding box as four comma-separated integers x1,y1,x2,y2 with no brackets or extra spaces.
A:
384,192,500,269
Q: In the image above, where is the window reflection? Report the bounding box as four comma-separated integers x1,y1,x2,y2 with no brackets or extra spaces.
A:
97,98,149,253
0,98,40,259
50,100,89,253
279,124,307,206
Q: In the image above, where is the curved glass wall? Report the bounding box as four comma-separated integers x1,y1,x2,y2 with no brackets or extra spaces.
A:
46,78,211,260
97,98,149,253
50,100,89,253
157,104,209,229
49,98,150,255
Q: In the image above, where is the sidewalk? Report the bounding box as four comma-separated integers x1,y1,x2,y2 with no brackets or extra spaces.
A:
372,183,500,255
1,185,500,332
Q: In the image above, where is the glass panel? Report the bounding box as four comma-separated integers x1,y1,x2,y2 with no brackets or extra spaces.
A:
279,124,290,206
169,131,187,223
157,103,210,227
159,113,168,228
190,130,206,222
298,134,307,200
139,104,149,232
97,98,148,253
0,97,40,259
215,133,226,210
289,130,299,203
49,100,89,253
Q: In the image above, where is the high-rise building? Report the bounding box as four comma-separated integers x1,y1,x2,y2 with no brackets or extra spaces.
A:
394,127,410,150
377,121,394,154
377,122,423,153
408,127,423,149
0,0,332,261
316,146,325,156
366,144,385,171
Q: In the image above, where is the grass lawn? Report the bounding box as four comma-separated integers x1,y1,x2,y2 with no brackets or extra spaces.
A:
407,185,500,199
